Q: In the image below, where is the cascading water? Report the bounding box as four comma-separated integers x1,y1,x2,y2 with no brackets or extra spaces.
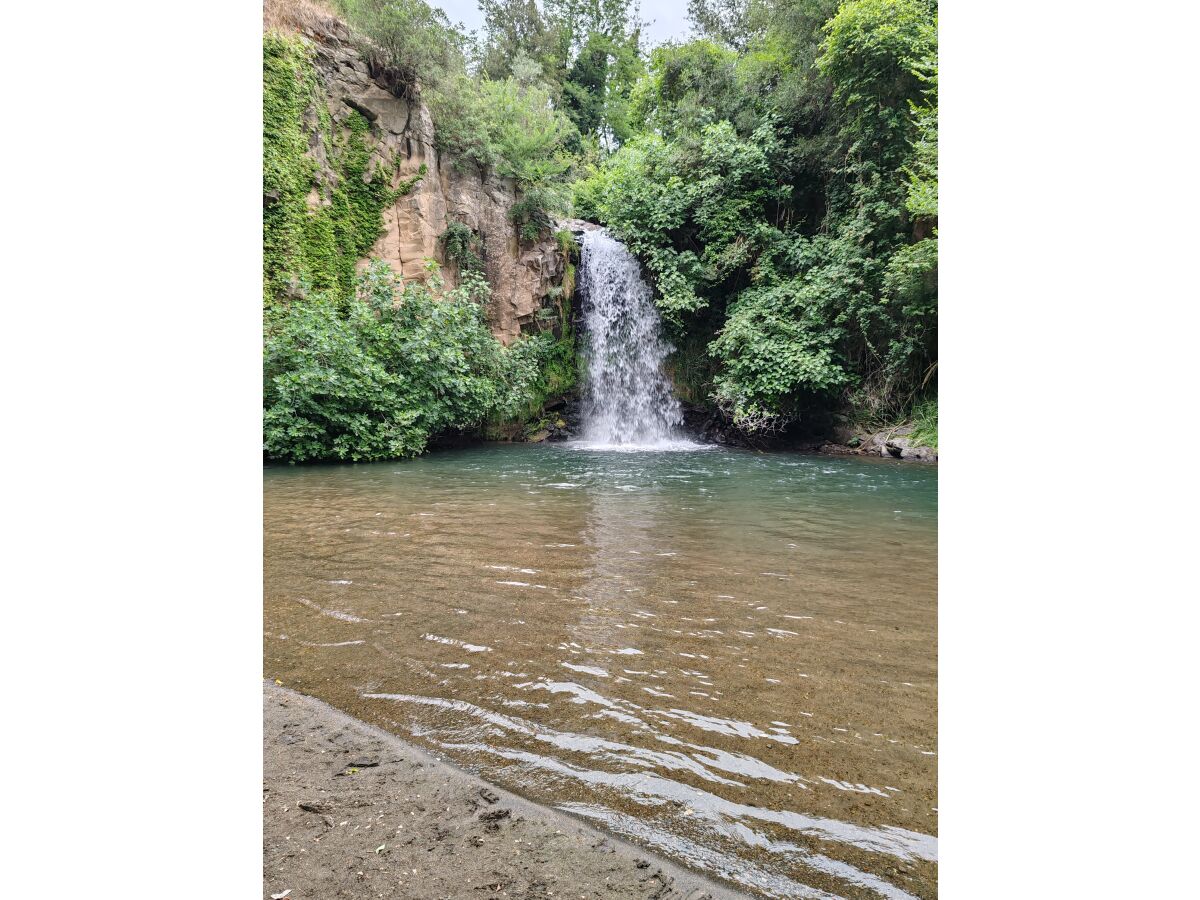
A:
578,230,685,448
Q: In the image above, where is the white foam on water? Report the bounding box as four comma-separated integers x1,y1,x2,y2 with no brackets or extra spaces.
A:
295,596,364,623
421,633,491,653
561,662,610,678
820,778,891,797
568,439,716,453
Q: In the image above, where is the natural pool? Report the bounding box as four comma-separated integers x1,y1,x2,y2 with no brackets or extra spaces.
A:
264,443,937,899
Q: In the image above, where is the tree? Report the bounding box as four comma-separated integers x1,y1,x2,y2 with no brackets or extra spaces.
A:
687,0,756,51
477,0,560,83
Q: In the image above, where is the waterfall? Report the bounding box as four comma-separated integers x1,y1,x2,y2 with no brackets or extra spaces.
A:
578,230,685,448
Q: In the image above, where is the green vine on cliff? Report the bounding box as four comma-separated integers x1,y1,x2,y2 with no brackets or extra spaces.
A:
263,33,320,303
263,32,424,307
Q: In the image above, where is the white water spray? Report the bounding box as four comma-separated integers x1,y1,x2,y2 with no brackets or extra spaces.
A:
578,230,687,448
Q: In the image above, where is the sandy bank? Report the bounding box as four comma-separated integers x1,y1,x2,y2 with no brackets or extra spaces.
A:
263,681,747,899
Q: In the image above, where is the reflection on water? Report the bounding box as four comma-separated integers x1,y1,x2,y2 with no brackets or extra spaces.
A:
264,444,938,899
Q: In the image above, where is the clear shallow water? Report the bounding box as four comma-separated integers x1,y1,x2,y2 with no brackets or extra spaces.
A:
264,444,937,898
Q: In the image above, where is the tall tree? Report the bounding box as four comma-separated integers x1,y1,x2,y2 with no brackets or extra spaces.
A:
546,0,645,145
477,0,559,82
686,0,756,51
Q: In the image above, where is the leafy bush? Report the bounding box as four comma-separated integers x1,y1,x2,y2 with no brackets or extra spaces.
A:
710,255,853,427
904,49,938,221
334,0,466,96
554,229,578,298
264,261,553,461
817,0,937,165
440,221,484,274
428,75,578,239
509,189,556,242
574,121,789,325
629,39,758,139
576,0,938,428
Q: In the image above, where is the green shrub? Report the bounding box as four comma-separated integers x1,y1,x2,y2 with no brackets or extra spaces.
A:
264,261,555,462
334,0,466,96
554,230,579,299
817,0,937,165
428,76,578,238
486,331,577,431
509,192,553,242
710,274,852,428
440,221,484,273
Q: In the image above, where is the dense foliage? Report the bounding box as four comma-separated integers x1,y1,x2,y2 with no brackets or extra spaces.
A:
578,0,938,429
263,0,938,461
478,0,646,148
264,262,564,461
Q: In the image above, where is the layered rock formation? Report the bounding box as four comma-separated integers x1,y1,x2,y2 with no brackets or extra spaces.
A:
284,17,568,345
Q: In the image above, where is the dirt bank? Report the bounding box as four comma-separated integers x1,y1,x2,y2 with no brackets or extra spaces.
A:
263,681,747,900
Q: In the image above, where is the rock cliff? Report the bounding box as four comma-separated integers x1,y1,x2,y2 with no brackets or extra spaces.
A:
270,14,569,345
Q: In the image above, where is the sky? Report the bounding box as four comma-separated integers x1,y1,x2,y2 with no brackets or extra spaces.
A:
434,0,696,49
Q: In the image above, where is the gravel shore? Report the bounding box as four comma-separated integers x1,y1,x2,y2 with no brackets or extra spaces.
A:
263,681,747,900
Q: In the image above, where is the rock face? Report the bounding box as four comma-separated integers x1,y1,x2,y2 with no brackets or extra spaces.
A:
296,21,568,345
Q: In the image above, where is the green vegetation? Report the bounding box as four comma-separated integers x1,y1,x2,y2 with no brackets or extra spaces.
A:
485,332,578,439
263,0,938,460
261,10,589,463
332,0,639,242
554,229,579,300
264,261,560,461
335,0,467,96
908,396,938,450
263,32,423,305
478,0,646,148
440,222,484,274
427,76,576,240
577,0,938,431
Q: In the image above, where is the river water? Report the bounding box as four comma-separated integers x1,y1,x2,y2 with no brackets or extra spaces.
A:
264,444,937,899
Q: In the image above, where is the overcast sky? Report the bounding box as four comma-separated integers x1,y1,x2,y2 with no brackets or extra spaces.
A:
435,0,696,49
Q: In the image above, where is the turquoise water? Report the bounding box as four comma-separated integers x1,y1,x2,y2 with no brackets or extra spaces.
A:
265,443,937,898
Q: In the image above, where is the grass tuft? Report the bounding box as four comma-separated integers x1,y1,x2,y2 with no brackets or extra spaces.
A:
908,397,938,449
263,0,342,35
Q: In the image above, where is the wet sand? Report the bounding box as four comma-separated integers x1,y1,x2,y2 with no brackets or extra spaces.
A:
264,680,746,899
